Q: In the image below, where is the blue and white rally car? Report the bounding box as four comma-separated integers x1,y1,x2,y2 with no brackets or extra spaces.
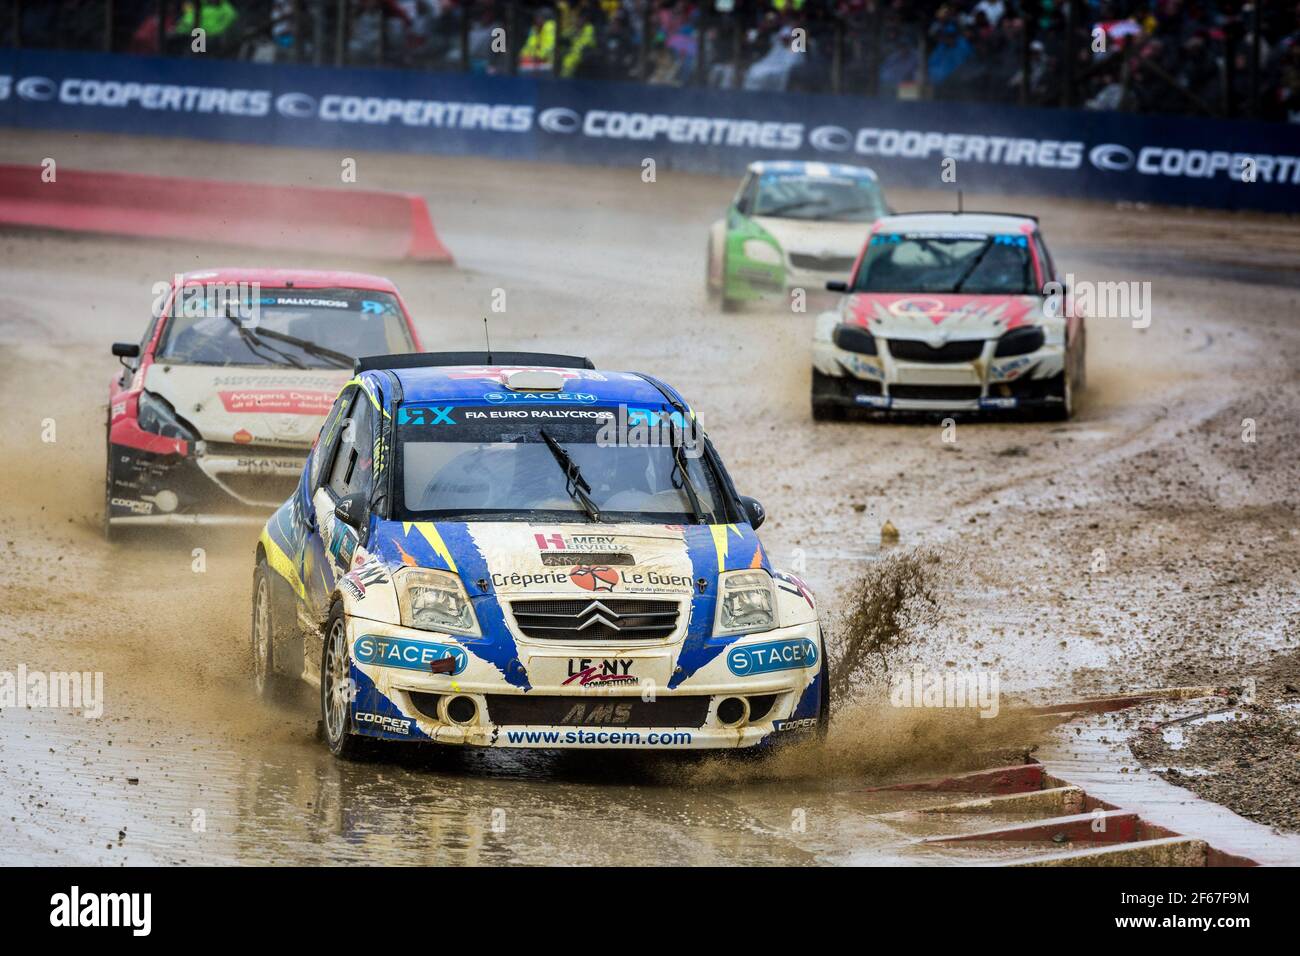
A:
252,351,827,756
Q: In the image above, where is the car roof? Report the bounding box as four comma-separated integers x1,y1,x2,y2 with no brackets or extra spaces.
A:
176,268,400,292
747,160,878,180
873,212,1037,234
387,364,685,408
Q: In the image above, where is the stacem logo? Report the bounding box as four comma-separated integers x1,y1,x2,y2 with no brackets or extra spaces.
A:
727,638,818,676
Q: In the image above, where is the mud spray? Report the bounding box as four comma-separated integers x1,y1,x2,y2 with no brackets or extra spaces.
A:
680,548,1042,786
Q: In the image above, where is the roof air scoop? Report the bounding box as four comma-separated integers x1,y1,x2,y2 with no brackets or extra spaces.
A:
505,369,566,392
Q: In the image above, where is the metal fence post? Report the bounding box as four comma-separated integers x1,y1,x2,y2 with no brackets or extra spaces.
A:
639,3,651,82
831,22,843,95
1248,0,1261,118
1019,7,1032,105
334,0,349,67
460,4,470,72
1062,0,1075,108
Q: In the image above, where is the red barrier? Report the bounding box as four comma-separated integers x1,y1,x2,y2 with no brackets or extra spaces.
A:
0,164,453,263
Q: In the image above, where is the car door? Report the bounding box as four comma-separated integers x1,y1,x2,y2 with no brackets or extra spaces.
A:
315,384,377,588
300,384,362,625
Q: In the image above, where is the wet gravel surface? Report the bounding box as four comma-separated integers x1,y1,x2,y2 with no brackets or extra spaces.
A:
0,130,1297,862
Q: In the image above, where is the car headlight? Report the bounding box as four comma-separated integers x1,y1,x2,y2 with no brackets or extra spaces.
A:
714,569,777,635
137,391,197,442
742,239,782,265
396,568,480,636
993,326,1046,357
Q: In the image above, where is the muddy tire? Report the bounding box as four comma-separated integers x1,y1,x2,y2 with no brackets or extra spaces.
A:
321,603,369,760
811,370,846,421
705,239,721,303
252,560,292,703
1044,366,1074,421
816,635,831,741
102,413,117,543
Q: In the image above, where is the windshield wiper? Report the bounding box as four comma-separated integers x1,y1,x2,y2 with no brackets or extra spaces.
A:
538,428,601,523
667,420,706,524
221,310,307,369
953,238,996,293
760,197,829,218
827,202,885,219
251,327,353,369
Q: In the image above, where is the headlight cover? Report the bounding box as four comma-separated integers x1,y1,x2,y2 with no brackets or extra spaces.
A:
137,390,197,442
742,239,782,265
714,569,777,636
396,568,480,636
993,325,1046,357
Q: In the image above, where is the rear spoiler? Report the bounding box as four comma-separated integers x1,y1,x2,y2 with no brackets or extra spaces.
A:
894,210,1039,221
354,351,596,373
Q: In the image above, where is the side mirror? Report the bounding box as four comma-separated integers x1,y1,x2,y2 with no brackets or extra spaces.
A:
334,492,367,532
111,342,140,359
825,280,849,293
739,495,765,530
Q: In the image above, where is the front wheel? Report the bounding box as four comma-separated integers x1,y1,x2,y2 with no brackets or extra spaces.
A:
102,415,117,543
816,636,831,741
320,604,369,759
811,370,846,421
705,238,721,303
1045,364,1074,421
252,560,292,703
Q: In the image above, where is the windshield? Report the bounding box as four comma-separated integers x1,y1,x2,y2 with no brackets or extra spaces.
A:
851,233,1036,294
395,403,727,524
752,173,886,222
156,288,414,368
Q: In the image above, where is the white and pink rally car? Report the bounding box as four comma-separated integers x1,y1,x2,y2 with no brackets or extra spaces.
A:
812,212,1086,419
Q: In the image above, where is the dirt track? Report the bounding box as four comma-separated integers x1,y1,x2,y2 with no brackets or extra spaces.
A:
0,130,1297,864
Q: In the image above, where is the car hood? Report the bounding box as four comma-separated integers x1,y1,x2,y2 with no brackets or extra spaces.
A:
840,293,1046,340
752,216,874,257
143,364,349,447
366,520,770,599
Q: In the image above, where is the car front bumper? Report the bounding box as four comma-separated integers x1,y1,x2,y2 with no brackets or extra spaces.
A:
343,615,824,750
812,337,1066,412
107,438,307,524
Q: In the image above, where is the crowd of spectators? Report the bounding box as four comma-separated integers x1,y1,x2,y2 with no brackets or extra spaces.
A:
11,1,1300,121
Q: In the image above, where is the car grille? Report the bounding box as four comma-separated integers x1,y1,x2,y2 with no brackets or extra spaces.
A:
889,385,983,402
886,339,985,363
484,694,710,728
510,598,681,641
789,253,856,273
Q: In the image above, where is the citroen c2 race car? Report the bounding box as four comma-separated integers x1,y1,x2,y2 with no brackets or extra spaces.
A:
707,161,890,311
105,269,421,534
811,212,1086,419
252,351,827,755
